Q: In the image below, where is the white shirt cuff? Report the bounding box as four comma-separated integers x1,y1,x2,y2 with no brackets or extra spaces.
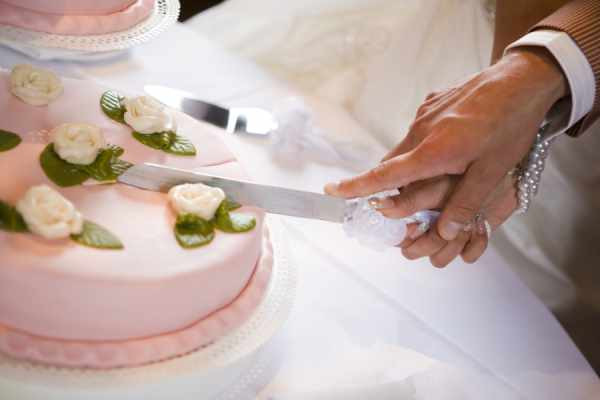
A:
505,30,595,137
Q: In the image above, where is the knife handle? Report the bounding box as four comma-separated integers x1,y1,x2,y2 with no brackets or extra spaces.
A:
343,198,439,249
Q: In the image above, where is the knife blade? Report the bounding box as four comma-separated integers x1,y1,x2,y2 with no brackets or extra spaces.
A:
144,85,278,136
117,163,346,223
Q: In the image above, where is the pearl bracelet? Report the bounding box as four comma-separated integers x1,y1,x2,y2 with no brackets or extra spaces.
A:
515,125,556,214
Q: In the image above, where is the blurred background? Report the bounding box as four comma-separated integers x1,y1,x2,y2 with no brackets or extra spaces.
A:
179,0,224,20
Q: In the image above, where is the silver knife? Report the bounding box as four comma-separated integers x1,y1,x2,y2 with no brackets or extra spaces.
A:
144,85,279,136
117,163,346,223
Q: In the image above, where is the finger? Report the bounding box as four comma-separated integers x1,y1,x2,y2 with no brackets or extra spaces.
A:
382,95,443,163
398,223,420,249
425,91,442,101
325,150,440,199
382,87,461,163
414,87,461,126
461,228,488,264
429,230,470,268
421,88,459,111
437,160,506,241
484,175,519,227
376,176,454,219
381,134,418,162
402,227,447,260
459,175,517,264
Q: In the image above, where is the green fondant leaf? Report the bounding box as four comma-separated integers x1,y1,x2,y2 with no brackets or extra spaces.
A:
78,145,133,182
0,200,28,233
218,198,242,214
40,144,132,187
0,130,21,152
214,199,255,233
132,131,197,156
40,144,89,187
174,213,215,248
215,212,256,233
167,133,197,156
100,90,126,124
100,90,196,157
70,220,123,250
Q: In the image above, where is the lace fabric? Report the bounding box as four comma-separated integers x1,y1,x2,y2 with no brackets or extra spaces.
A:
188,0,494,146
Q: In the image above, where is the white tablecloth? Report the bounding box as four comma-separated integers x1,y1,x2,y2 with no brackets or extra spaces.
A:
1,24,598,399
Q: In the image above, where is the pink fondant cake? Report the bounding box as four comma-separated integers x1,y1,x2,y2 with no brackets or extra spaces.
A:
0,0,155,35
0,70,272,368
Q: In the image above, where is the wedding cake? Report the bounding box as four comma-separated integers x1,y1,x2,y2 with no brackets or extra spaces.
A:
0,65,273,369
0,0,156,35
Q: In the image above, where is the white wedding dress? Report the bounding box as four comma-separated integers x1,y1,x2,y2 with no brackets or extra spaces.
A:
187,0,600,368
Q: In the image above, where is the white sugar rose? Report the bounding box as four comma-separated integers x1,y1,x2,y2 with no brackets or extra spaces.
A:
168,183,226,220
51,123,105,165
16,185,84,240
123,96,175,134
10,64,63,106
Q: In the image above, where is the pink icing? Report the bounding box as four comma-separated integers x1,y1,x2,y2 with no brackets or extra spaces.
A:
0,230,273,369
1,0,137,16
0,71,266,348
0,0,154,35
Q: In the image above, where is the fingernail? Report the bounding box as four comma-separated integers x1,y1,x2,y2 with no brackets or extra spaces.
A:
324,182,340,195
440,221,464,241
368,196,394,209
367,197,380,209
399,239,411,249
402,248,415,259
408,230,420,240
409,222,429,239
484,220,492,238
409,228,425,240
477,222,486,235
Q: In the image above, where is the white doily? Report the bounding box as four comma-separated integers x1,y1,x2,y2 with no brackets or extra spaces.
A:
0,216,296,400
0,0,180,60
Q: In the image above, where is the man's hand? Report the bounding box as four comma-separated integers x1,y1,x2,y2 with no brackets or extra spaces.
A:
325,48,567,262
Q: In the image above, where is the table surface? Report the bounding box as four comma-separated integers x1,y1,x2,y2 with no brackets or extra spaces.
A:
1,23,598,400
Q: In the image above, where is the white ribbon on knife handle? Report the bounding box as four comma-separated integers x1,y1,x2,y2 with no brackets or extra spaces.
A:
269,97,375,171
343,191,440,250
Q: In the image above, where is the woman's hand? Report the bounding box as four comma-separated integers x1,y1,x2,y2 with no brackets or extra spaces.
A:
326,48,567,247
379,173,518,267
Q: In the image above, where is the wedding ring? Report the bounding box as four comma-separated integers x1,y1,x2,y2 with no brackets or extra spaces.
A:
474,212,491,239
484,220,492,239
367,197,380,208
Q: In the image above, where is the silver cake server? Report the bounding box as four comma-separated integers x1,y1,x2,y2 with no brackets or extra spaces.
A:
118,163,346,223
144,85,278,136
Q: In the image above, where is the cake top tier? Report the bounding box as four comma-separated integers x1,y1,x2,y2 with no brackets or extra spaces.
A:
0,0,137,16
0,0,155,35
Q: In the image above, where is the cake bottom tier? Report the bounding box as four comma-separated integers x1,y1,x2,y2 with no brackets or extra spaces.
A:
0,228,274,369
